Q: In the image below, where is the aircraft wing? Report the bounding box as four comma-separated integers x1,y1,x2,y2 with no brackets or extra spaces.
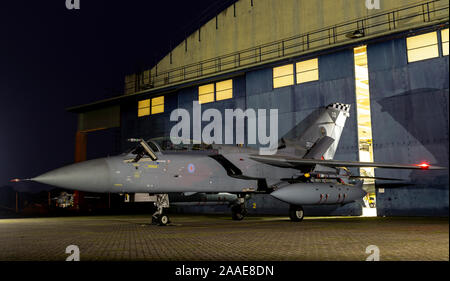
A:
249,155,446,170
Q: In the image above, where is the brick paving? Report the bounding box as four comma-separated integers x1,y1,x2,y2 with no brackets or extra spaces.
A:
0,215,448,261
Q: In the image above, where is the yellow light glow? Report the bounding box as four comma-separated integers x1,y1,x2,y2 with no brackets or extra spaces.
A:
442,29,449,56
151,105,164,114
138,107,150,117
138,99,150,108
199,83,215,104
152,96,164,106
138,99,150,117
199,93,214,104
354,45,377,216
216,79,233,101
354,45,375,180
297,58,318,71
406,31,439,63
296,58,319,84
151,96,164,114
273,64,294,88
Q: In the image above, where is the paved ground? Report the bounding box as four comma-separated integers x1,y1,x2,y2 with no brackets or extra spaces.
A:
0,215,448,261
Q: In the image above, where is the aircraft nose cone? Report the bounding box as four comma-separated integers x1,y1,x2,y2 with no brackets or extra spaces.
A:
33,158,111,192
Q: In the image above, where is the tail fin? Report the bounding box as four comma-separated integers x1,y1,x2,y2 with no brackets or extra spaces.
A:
282,103,351,159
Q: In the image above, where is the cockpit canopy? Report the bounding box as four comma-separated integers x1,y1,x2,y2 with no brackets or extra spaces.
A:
125,137,216,156
150,137,214,152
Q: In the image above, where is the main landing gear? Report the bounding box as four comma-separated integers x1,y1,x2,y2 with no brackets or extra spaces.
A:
289,205,304,222
231,195,248,221
152,194,170,226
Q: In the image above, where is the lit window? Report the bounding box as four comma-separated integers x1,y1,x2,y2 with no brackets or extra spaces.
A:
296,58,319,84
216,79,233,101
442,29,449,56
199,83,215,104
151,96,164,114
198,80,233,104
406,31,439,63
273,64,294,88
138,99,150,117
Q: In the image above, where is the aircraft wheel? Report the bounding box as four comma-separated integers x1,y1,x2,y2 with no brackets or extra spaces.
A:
289,205,304,222
231,205,245,221
158,214,170,226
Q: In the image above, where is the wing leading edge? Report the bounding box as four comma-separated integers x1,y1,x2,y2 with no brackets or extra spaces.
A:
249,155,446,170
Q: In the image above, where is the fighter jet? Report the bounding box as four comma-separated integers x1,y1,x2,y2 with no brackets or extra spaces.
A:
13,103,445,225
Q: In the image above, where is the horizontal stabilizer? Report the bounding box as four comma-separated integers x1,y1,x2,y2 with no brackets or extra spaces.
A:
303,136,335,159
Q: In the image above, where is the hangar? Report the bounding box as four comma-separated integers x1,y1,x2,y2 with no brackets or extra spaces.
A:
66,0,449,217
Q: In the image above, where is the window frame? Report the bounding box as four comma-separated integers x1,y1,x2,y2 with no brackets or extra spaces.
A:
296,58,319,84
137,96,165,117
138,99,151,117
273,64,294,89
215,79,233,101
151,96,164,115
406,31,440,63
441,28,449,57
198,79,233,104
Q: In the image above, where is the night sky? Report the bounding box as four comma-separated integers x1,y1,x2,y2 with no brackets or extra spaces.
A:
1,0,231,191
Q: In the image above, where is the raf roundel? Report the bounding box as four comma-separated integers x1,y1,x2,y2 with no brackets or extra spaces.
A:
187,163,196,174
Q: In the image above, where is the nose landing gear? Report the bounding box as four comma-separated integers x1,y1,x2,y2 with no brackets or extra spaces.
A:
152,194,171,226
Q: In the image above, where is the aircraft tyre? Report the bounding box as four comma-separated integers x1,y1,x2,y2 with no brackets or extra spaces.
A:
152,213,170,226
289,205,304,222
151,212,170,226
158,214,170,226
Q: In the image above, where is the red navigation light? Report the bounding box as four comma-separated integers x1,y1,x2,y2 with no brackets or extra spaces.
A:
417,163,430,169
10,178,20,183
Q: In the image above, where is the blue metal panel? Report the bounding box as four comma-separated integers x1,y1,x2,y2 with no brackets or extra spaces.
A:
293,82,321,110
247,86,294,114
178,87,198,107
232,76,246,99
245,68,273,96
368,67,410,99
319,49,354,81
368,38,449,217
407,57,449,90
367,38,407,71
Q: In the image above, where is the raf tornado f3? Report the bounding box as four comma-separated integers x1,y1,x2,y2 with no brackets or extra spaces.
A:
14,103,445,225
